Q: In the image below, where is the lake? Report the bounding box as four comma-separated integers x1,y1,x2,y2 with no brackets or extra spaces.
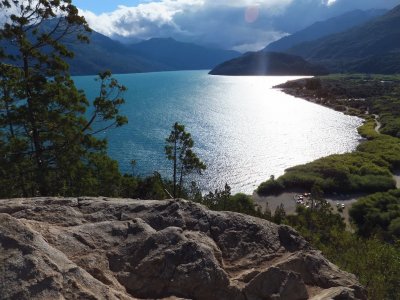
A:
73,70,363,194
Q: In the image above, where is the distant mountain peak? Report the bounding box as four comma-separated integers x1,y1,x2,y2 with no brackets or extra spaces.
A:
284,4,400,74
128,37,240,71
47,29,240,75
264,8,387,53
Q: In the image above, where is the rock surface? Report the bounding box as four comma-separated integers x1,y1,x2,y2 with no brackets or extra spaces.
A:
0,197,366,300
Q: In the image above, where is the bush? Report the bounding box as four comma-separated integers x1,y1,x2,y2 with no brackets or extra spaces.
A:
305,78,322,90
264,152,395,195
350,189,400,241
257,177,285,195
357,117,380,140
286,201,400,300
357,135,400,169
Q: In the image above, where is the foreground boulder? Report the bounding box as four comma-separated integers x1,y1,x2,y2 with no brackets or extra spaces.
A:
0,197,366,300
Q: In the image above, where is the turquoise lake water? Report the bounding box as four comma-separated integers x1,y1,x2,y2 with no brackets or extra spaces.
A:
73,70,363,194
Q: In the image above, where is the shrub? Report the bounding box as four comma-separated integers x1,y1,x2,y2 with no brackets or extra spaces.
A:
257,177,285,196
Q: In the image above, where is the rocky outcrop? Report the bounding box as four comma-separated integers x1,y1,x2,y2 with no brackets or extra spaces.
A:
0,197,366,300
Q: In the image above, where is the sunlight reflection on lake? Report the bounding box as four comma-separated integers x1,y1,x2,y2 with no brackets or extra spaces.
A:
74,70,363,194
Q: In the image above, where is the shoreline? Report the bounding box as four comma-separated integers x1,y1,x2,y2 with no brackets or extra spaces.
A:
252,76,397,217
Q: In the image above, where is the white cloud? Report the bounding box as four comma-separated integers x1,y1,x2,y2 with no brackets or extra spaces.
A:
80,0,203,37
79,0,295,51
76,0,398,52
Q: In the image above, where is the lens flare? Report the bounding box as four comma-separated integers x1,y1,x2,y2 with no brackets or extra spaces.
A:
245,6,260,23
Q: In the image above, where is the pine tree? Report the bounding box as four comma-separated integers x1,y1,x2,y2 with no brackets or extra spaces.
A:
273,203,286,224
165,122,206,198
0,0,127,197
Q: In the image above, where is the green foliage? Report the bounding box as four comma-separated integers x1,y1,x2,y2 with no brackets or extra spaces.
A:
187,181,203,203
258,75,400,298
350,189,400,241
389,218,400,238
357,117,380,140
357,136,400,169
287,205,345,246
260,75,400,197
323,232,400,300
230,193,259,215
285,200,400,299
369,92,400,138
202,183,232,211
199,184,270,220
134,172,169,200
258,152,395,196
338,237,400,300
305,78,322,90
0,1,127,197
130,159,137,176
273,203,286,224
113,172,172,201
257,175,285,195
165,122,206,198
119,175,139,198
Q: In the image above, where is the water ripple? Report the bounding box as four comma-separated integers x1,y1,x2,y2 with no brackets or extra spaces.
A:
74,71,363,194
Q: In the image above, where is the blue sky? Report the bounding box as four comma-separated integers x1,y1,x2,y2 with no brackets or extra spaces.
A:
74,0,398,51
73,0,147,14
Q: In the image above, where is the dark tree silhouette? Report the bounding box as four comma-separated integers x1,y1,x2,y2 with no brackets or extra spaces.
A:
0,0,127,196
165,122,206,198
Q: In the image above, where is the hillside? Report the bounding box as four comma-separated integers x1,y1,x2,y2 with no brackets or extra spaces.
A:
1,25,240,76
65,31,170,75
67,34,239,75
264,9,386,52
0,197,366,300
209,51,328,76
285,4,400,73
129,38,240,70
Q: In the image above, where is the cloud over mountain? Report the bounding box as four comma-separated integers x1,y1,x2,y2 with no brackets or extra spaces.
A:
2,0,397,52
79,0,298,51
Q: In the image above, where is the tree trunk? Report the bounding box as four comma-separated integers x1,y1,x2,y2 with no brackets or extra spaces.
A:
173,135,177,198
3,85,15,137
23,53,47,195
2,80,28,196
178,163,184,198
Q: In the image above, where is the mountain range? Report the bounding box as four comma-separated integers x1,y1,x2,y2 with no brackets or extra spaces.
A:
264,9,386,53
209,52,328,76
65,32,168,75
65,34,240,76
3,5,399,76
129,38,239,71
211,5,400,76
284,4,400,74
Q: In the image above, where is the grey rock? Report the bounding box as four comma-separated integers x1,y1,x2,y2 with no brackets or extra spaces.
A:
0,198,367,300
310,287,357,300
